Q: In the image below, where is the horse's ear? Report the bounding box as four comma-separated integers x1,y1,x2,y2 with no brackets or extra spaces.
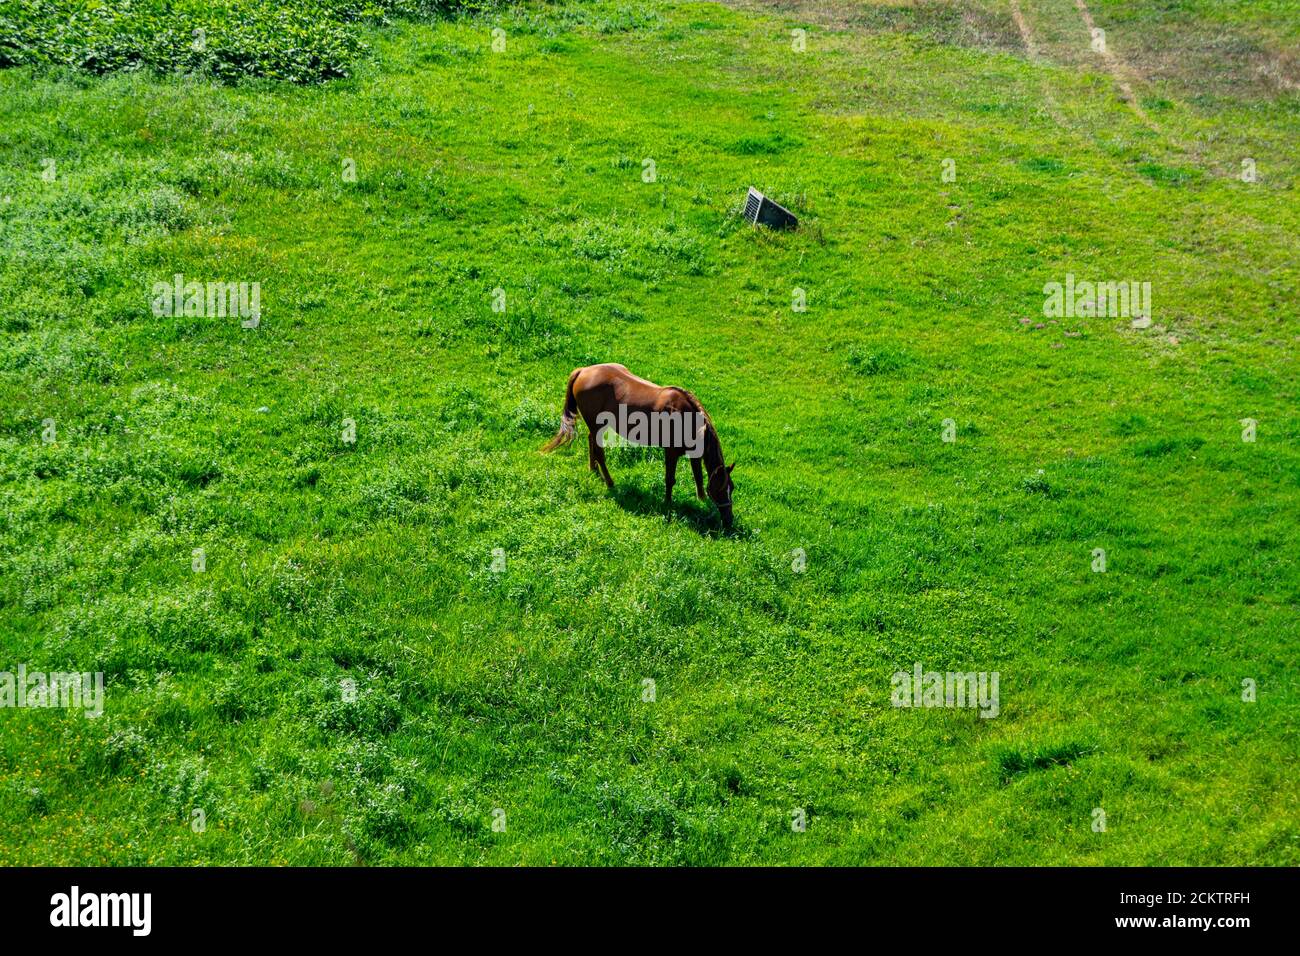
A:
727,463,735,474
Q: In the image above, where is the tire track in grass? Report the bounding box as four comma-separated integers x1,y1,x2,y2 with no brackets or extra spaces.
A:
1070,0,1153,128
1065,0,1221,176
1007,0,1038,58
1017,0,1212,177
1008,0,1068,127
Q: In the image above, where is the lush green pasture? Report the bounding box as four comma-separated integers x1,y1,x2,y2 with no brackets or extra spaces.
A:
0,0,1296,864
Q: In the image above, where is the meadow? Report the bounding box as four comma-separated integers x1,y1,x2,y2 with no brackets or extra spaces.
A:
0,0,1296,865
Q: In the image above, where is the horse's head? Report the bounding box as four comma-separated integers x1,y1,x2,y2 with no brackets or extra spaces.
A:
707,462,735,529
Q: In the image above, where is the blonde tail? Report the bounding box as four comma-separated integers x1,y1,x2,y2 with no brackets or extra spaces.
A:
541,368,581,452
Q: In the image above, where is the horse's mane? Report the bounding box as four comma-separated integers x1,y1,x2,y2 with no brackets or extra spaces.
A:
664,386,712,429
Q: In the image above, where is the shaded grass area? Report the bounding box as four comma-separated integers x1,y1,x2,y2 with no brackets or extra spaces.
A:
0,1,1297,864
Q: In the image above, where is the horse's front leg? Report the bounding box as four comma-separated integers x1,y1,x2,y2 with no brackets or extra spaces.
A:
665,449,682,504
690,455,705,500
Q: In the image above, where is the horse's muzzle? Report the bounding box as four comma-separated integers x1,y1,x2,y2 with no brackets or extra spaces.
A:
718,504,733,529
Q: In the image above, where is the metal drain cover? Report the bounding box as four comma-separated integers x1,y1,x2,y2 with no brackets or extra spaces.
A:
744,187,798,230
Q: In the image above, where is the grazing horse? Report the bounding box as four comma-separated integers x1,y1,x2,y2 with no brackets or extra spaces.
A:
541,363,736,527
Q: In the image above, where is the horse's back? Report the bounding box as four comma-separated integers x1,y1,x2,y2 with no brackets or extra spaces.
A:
576,363,662,394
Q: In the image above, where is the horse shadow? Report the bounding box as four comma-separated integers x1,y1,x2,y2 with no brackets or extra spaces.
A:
610,482,728,535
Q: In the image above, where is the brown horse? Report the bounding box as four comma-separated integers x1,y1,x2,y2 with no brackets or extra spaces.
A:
541,363,735,527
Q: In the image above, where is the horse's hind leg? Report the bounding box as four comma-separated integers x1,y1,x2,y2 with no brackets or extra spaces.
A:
579,407,614,488
591,433,614,489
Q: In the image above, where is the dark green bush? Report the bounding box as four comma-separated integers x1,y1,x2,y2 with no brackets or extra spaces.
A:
0,0,481,83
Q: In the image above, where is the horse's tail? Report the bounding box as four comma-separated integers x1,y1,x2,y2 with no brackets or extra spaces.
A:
540,367,581,452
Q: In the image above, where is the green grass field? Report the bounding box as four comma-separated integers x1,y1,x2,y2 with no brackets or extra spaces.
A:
1,0,1297,865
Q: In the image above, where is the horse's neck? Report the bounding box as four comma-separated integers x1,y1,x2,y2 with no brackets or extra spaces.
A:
702,423,724,472
674,389,723,470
